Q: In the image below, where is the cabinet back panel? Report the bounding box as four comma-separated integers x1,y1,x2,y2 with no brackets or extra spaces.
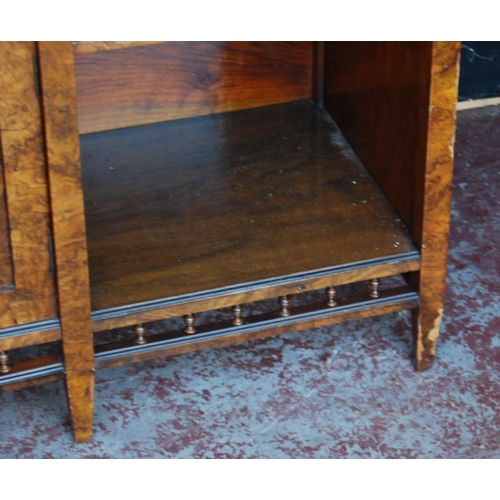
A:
75,42,313,134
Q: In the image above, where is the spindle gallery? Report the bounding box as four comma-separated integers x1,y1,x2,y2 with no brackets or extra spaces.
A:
0,42,460,442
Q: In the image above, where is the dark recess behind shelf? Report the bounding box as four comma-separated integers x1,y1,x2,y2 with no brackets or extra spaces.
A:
459,42,500,101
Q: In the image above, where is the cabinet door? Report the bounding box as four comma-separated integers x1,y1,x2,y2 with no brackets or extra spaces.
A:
0,42,57,328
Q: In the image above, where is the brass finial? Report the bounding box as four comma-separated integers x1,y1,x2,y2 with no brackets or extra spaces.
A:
134,324,147,345
0,351,11,374
326,286,337,307
183,314,197,334
231,305,244,326
369,278,380,298
279,295,292,317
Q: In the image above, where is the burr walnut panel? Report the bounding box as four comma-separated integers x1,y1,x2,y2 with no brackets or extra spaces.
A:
0,42,57,328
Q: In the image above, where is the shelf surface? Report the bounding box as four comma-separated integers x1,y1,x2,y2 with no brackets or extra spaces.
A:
81,100,418,312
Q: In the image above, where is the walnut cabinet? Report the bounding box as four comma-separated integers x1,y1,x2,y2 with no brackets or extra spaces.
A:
0,42,460,442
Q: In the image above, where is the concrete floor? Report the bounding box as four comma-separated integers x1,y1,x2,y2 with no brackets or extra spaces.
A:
1,105,499,458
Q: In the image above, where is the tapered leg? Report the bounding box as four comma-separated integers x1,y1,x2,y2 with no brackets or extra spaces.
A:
409,42,459,371
64,369,95,443
39,42,96,442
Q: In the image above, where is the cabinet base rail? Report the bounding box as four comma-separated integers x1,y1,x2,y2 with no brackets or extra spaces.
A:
0,354,63,390
0,283,418,389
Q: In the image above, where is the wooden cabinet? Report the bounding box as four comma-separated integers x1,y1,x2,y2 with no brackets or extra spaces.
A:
0,41,460,443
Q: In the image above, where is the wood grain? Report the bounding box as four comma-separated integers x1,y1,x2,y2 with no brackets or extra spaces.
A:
73,41,163,55
411,41,460,371
0,42,57,328
75,41,313,134
81,100,418,315
323,42,434,231
38,42,95,442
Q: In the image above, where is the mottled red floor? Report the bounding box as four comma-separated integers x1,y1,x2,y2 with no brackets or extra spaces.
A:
1,105,499,458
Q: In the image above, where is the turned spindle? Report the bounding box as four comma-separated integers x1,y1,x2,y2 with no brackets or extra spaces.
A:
325,286,337,307
183,313,197,334
231,305,244,326
369,278,380,298
0,351,10,375
279,295,292,317
134,324,147,345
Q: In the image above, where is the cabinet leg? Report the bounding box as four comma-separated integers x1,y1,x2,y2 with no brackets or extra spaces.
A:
411,305,443,372
64,368,95,443
39,42,96,443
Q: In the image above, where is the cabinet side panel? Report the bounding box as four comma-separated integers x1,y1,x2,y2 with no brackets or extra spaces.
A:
323,42,433,233
324,41,460,370
75,41,314,134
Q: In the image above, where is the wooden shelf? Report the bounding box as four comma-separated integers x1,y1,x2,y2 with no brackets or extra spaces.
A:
81,100,419,317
